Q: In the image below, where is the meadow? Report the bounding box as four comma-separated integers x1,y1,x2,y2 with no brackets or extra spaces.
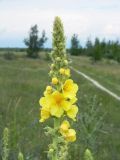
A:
0,52,120,160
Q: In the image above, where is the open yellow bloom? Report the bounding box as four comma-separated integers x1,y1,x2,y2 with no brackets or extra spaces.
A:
63,79,78,98
49,91,72,117
39,96,51,122
60,120,70,134
65,129,76,142
67,105,78,121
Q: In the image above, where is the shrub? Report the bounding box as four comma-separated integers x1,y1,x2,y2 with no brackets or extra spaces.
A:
3,52,16,60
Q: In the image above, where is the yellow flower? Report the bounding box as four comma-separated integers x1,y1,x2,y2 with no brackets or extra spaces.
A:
67,96,77,104
40,106,50,122
52,77,59,85
39,96,51,122
49,91,72,117
59,68,65,75
65,129,76,142
64,69,70,77
39,91,75,119
63,79,78,98
67,105,78,120
60,120,70,134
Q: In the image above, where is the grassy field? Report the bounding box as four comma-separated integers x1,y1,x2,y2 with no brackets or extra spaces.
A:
72,56,120,95
0,53,120,160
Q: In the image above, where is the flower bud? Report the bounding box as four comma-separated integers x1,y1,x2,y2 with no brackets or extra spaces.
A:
49,148,54,153
59,68,65,75
64,69,70,77
64,60,68,65
51,64,55,69
56,57,61,61
84,149,94,160
46,86,52,93
49,71,53,75
52,77,59,85
65,129,76,142
60,120,70,134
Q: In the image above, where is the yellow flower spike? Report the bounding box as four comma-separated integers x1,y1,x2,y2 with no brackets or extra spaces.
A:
64,69,70,77
59,68,65,75
52,77,59,85
60,120,70,134
39,17,79,159
63,79,78,98
67,105,78,121
65,129,76,142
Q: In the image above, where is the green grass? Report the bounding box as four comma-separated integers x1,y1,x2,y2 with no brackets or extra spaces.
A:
72,56,120,96
0,54,120,160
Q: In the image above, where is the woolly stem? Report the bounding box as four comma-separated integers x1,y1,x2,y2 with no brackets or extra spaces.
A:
52,118,60,160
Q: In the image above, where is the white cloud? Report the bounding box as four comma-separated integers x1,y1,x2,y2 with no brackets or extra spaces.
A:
0,0,120,47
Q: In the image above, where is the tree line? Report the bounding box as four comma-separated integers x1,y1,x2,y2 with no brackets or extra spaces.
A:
22,25,120,63
70,34,120,63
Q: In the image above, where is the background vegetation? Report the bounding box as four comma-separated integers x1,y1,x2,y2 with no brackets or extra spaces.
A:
0,51,120,159
70,34,120,63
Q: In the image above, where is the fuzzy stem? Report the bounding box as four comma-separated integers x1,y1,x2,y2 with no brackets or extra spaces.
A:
52,118,60,160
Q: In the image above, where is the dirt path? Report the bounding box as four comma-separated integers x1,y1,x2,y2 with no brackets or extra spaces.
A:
71,67,120,101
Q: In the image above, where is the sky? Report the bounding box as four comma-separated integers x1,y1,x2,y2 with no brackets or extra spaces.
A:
0,0,120,48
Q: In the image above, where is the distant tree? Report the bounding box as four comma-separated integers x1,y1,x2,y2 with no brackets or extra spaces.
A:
85,38,93,56
112,40,120,63
105,40,114,59
24,25,47,58
100,39,106,57
92,38,102,62
70,34,81,55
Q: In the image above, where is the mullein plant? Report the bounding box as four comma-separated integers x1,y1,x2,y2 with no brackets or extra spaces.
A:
2,128,9,160
18,152,24,160
39,17,79,160
84,149,94,160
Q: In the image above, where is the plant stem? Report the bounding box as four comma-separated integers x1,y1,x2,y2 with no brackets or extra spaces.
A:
52,118,60,160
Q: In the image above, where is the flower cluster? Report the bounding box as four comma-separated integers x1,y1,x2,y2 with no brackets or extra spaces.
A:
39,78,78,120
39,17,78,145
60,120,76,142
39,17,79,159
39,66,78,142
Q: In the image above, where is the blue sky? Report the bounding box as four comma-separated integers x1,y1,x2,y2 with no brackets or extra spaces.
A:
0,0,120,47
